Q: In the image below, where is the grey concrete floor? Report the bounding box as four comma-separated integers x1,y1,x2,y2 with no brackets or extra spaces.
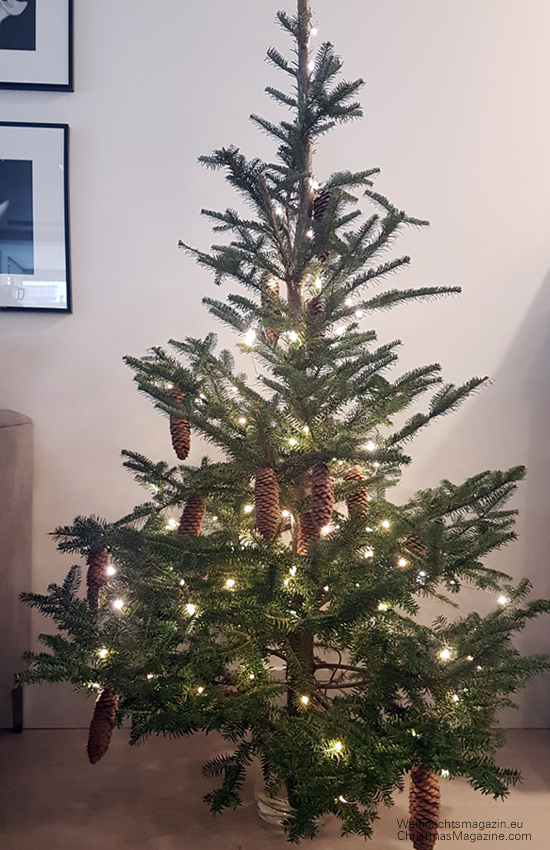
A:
0,728,549,849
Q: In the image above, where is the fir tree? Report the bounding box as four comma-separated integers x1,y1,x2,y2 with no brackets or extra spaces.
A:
19,1,550,844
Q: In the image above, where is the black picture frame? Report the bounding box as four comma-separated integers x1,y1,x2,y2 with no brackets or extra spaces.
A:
0,122,71,313
0,0,73,91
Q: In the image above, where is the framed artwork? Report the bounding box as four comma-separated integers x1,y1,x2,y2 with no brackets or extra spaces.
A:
0,122,71,313
0,0,73,91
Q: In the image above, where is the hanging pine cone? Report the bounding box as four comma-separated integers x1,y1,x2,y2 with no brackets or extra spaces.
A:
344,466,369,520
262,278,280,343
409,767,440,850
177,494,206,537
168,388,191,461
295,511,316,555
311,463,334,533
86,548,109,609
307,294,325,335
312,188,331,221
254,467,280,541
87,689,119,765
403,534,427,558
312,188,332,261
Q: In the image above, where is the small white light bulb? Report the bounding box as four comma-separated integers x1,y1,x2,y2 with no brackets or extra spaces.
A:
146,673,155,681
225,578,236,589
197,686,204,695
281,510,291,518
249,673,255,680
381,520,391,529
366,441,376,452
398,558,408,568
355,309,364,319
321,525,331,535
440,648,451,661
186,603,196,616
98,648,109,659
306,228,314,239
441,769,450,778
244,328,256,346
287,330,299,342
179,579,185,586
244,504,254,514
364,548,374,559
497,595,508,606
338,795,348,803
289,566,297,577
238,417,247,425
302,425,310,434
378,602,390,612
283,578,290,587
90,682,100,690
307,61,315,72
288,438,298,447
466,655,474,662
334,741,343,752
106,565,117,577
301,695,309,706
452,694,460,703
166,518,178,530
112,599,124,611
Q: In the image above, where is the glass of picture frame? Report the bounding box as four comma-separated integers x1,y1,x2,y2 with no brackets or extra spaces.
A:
0,122,71,313
0,0,73,91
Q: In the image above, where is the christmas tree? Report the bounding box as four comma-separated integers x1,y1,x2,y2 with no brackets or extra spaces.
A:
19,1,550,844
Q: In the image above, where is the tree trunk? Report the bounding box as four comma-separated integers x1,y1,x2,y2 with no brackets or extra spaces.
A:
286,4,316,807
287,0,314,321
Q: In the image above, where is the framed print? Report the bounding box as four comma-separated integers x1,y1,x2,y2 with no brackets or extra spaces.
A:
0,0,73,91
0,122,71,313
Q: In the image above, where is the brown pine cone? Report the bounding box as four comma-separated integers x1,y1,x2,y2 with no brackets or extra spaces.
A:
307,294,325,337
168,388,191,461
87,689,119,764
344,466,369,520
296,511,316,556
409,767,440,850
312,188,332,261
312,188,331,221
86,548,109,609
254,468,280,541
403,534,427,558
177,494,206,537
311,463,334,533
262,278,280,343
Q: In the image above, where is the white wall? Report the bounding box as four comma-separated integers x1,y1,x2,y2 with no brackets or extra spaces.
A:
1,0,549,727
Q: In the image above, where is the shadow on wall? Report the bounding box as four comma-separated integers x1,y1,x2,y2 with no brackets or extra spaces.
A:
413,269,550,727
502,268,550,727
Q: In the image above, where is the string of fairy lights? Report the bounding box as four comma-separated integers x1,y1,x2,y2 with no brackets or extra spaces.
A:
88,20,514,789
